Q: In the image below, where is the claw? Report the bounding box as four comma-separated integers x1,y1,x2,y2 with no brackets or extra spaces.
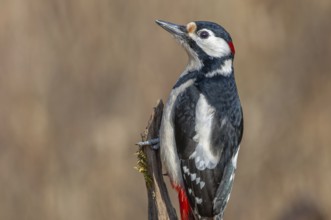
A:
136,138,160,150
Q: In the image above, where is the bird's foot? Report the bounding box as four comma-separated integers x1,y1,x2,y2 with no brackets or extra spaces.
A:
136,138,160,150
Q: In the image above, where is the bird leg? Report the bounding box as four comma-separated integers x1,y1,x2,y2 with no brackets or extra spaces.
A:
136,138,160,150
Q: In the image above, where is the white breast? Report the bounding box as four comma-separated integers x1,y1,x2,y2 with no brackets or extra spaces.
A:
160,79,195,186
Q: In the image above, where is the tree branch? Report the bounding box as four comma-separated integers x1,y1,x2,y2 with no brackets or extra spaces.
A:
136,100,178,220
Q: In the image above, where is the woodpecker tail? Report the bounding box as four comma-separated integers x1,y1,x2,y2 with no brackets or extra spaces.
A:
173,184,195,220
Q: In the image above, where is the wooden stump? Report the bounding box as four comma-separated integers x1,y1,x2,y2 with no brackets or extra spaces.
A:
136,100,178,220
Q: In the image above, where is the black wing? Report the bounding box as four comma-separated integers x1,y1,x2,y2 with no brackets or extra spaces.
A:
174,76,243,218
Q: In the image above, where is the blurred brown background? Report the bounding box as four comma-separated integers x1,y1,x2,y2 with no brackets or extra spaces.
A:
0,0,330,219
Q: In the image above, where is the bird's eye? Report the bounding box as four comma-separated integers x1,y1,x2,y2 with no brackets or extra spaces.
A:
199,31,209,39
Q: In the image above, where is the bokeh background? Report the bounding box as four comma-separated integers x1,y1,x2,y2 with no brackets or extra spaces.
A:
1,0,331,219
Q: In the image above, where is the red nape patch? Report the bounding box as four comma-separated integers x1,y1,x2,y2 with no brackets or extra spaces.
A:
228,41,235,55
173,184,191,220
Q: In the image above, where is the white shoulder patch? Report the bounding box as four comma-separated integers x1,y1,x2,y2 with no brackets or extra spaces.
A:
189,94,219,170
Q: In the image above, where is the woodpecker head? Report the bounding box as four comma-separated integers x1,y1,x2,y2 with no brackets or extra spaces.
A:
156,20,235,70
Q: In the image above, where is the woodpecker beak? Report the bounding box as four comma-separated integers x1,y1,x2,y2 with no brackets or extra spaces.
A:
155,20,187,38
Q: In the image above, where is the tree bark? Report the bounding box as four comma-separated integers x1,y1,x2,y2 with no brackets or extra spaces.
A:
136,100,178,220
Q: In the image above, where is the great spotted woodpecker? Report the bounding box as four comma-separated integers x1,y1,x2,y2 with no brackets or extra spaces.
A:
156,20,243,220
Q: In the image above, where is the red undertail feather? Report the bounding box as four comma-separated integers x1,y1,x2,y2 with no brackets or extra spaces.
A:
172,184,192,220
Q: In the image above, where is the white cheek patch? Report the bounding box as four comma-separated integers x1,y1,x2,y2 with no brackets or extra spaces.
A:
189,30,231,58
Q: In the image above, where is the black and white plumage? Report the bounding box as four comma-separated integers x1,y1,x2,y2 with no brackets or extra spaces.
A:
156,20,243,220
